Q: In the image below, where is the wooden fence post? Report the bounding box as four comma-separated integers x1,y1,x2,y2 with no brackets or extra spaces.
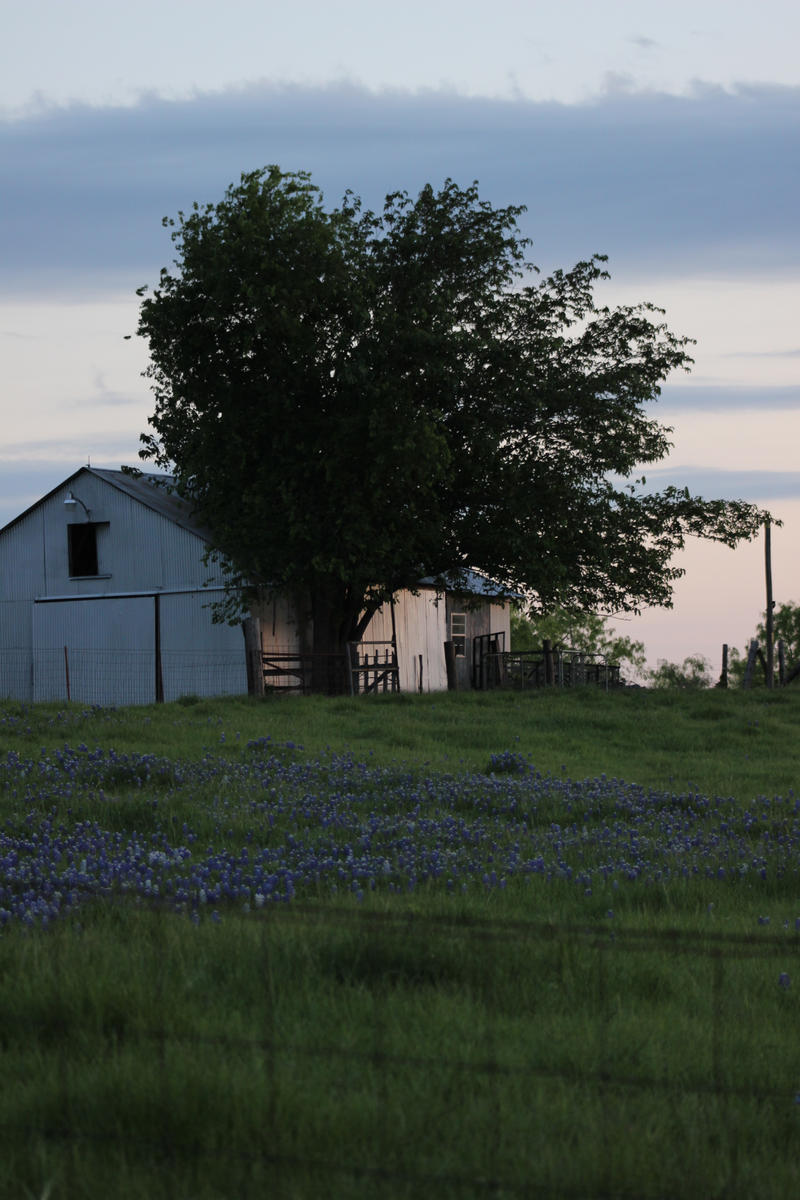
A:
743,638,759,689
543,639,555,687
242,616,264,698
718,643,728,689
346,643,356,696
765,519,774,689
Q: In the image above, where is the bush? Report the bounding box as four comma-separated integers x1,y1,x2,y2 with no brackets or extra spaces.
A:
649,655,713,690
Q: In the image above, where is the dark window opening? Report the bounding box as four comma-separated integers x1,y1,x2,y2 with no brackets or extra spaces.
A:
68,523,99,576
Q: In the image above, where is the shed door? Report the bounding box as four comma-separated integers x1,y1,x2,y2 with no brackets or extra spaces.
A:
32,597,155,705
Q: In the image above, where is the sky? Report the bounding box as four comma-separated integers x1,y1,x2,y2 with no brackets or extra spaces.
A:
1,0,798,673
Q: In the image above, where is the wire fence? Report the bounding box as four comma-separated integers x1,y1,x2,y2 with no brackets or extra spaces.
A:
3,902,799,1197
0,647,247,705
484,649,621,691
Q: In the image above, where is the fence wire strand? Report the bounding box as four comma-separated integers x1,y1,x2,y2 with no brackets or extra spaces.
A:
2,902,798,1198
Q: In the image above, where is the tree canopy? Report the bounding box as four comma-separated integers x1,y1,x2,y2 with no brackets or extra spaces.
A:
136,167,768,659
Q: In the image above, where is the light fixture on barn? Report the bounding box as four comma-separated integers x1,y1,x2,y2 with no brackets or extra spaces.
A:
64,491,91,520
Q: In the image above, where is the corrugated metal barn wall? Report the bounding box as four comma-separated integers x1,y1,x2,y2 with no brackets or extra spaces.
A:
44,473,225,595
0,470,248,704
0,505,47,700
31,591,247,706
159,591,246,701
32,596,155,705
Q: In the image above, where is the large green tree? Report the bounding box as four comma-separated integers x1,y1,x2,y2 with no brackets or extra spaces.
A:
136,167,767,665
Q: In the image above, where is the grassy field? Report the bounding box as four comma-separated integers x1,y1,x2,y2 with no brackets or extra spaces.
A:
2,684,798,794
1,687,799,1198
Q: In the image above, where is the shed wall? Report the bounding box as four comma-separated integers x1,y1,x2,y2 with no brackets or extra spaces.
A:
364,590,448,693
30,591,246,705
0,470,245,705
0,600,33,699
159,591,247,701
0,470,225,603
255,593,308,657
32,596,155,705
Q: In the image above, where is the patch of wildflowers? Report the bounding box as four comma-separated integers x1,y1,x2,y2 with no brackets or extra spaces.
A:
3,742,800,926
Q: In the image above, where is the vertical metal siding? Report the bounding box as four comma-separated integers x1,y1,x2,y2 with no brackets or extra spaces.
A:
32,597,155,705
0,600,33,699
159,592,247,700
0,509,47,601
29,476,216,598
0,472,242,704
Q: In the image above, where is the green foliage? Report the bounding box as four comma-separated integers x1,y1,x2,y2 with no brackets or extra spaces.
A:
769,600,800,662
649,653,713,690
136,167,768,658
729,600,800,687
510,604,647,678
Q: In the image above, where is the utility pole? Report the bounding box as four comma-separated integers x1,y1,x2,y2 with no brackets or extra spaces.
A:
765,519,774,688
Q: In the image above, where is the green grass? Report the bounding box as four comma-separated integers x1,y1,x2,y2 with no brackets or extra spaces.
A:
2,684,798,797
1,687,800,1197
2,900,799,1198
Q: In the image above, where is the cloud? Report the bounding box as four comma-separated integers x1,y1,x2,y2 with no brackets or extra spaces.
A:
657,384,800,411
635,466,800,502
0,80,797,297
87,370,139,407
725,348,800,359
0,434,140,465
0,458,112,529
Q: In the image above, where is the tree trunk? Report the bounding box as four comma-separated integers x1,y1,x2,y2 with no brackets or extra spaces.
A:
309,579,382,694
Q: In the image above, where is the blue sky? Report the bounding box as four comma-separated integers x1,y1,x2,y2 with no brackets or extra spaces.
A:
1,0,798,668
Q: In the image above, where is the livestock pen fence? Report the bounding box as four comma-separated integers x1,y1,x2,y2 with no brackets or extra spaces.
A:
1,643,618,704
3,902,799,1198
261,641,400,696
477,646,621,691
0,642,400,704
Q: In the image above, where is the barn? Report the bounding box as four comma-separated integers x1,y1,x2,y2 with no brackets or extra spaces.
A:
0,467,512,705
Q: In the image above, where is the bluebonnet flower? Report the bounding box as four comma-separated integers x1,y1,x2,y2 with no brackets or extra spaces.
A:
2,740,800,928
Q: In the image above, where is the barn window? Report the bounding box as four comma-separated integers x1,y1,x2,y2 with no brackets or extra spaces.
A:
451,612,467,658
68,523,101,577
